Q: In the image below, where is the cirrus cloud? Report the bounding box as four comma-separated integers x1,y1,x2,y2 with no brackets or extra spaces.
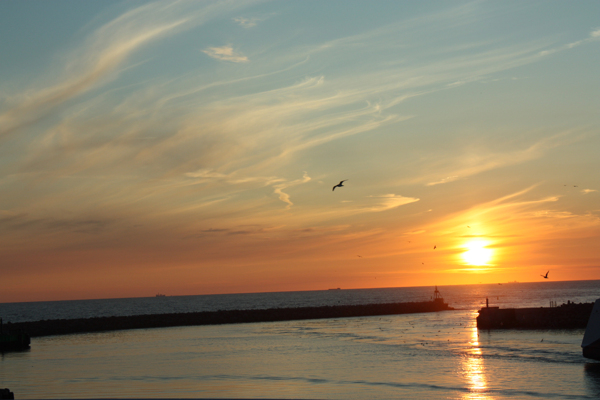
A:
364,194,420,213
202,45,249,63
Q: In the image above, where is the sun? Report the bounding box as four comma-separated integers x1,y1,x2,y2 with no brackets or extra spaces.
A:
462,240,493,266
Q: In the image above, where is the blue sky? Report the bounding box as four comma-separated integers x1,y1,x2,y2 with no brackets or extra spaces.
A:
1,0,599,302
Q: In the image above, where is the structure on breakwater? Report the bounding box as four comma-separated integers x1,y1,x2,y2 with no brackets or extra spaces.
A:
476,299,593,329
6,295,453,338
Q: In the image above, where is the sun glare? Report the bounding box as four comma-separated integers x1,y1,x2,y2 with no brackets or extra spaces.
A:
462,240,493,266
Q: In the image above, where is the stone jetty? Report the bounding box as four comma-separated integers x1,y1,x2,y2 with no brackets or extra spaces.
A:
476,300,593,329
7,298,453,338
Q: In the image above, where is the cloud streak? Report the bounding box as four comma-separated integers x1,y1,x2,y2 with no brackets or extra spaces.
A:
203,45,249,62
364,194,420,213
273,172,311,209
0,1,256,142
0,3,189,140
416,130,581,186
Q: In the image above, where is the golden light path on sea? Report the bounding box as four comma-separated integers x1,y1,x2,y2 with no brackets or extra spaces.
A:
462,319,491,399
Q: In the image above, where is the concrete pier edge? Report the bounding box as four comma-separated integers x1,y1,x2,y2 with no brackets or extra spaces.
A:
476,300,593,329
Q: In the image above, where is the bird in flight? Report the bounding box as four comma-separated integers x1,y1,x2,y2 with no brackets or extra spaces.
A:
433,245,437,250
541,271,549,279
332,180,347,191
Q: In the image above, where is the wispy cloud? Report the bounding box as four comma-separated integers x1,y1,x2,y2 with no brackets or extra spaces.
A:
185,168,310,209
583,189,597,194
273,172,311,209
232,13,275,28
427,176,460,186
233,16,262,28
0,1,243,141
532,210,577,219
184,168,282,185
415,130,581,186
538,26,600,56
363,194,420,213
203,45,249,62
233,17,259,28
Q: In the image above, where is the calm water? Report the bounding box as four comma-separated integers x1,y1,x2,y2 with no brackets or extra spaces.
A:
2,281,600,399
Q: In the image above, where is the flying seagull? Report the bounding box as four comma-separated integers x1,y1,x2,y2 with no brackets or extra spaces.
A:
332,180,347,191
541,271,549,279
433,245,437,250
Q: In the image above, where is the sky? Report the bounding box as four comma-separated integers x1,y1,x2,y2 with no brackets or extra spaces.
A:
1,0,599,303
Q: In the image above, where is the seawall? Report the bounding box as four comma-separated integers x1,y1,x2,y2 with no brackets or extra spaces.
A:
7,299,453,337
476,301,593,329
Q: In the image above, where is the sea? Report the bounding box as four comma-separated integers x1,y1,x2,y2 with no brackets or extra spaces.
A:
1,280,600,399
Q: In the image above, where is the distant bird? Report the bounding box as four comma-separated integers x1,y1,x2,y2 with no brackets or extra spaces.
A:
357,255,362,258
332,180,347,191
574,185,578,187
433,245,437,250
541,271,549,279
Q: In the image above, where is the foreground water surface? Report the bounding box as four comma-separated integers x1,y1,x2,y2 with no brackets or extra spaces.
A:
2,281,600,399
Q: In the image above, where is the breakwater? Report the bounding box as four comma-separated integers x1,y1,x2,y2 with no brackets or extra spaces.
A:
0,318,30,351
476,301,593,329
7,299,453,337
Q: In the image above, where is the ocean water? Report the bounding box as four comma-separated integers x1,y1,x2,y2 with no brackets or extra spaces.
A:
1,280,600,399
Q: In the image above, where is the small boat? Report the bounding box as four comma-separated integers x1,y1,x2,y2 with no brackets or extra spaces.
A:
582,299,600,360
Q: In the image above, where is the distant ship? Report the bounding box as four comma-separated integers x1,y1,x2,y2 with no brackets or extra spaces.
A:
155,293,166,297
582,299,600,360
328,288,341,290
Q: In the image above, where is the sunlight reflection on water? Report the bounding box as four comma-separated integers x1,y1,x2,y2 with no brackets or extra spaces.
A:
462,321,490,400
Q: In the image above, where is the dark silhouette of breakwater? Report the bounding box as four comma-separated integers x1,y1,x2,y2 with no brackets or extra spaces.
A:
477,301,593,329
0,318,30,351
7,299,453,337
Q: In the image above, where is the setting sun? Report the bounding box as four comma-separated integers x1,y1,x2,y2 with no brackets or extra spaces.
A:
462,240,493,266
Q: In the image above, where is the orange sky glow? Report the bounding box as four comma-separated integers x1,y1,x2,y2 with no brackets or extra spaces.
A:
1,1,599,303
